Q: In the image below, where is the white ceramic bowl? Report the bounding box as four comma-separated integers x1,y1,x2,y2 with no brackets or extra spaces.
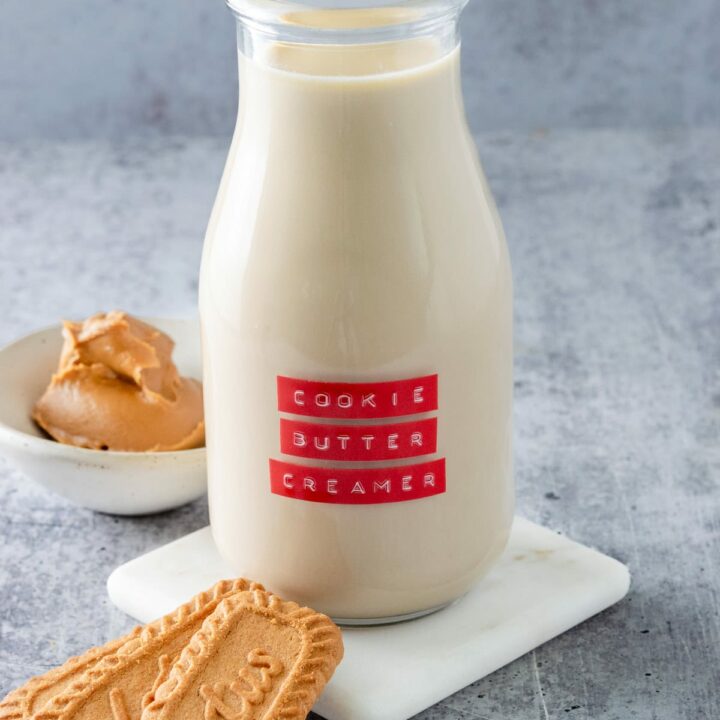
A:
0,317,207,515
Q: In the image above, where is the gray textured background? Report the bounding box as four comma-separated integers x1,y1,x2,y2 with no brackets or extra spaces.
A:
1,0,719,141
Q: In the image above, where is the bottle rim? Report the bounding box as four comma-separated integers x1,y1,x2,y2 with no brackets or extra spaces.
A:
226,0,468,43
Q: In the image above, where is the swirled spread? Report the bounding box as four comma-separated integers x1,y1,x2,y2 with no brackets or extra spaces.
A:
33,311,204,452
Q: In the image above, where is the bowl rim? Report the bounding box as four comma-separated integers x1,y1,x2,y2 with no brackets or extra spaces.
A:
0,318,206,462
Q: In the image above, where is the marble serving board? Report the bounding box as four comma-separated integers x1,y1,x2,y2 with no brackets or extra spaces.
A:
108,517,630,720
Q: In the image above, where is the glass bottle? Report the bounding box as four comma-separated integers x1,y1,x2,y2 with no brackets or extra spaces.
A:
200,0,514,624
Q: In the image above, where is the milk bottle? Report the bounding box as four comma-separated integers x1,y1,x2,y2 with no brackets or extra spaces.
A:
200,0,513,623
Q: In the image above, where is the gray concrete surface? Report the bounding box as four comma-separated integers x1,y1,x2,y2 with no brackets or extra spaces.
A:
0,129,719,718
1,0,718,142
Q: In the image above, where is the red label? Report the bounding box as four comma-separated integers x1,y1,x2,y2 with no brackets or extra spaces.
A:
277,375,438,419
270,458,446,504
280,417,437,461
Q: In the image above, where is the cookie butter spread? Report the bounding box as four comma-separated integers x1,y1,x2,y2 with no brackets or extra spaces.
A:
32,311,204,452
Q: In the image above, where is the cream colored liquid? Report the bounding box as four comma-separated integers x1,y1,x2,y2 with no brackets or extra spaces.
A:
200,36,513,620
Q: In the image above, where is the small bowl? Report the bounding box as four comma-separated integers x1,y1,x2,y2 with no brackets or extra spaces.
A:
0,317,207,515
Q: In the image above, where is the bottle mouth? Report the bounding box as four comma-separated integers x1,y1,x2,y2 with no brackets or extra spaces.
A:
227,0,467,43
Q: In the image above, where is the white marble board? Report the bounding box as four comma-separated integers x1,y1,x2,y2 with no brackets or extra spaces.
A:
107,517,630,720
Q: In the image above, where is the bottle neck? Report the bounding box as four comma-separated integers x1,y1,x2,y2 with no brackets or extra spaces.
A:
234,6,461,74
230,1,465,56
232,13,466,137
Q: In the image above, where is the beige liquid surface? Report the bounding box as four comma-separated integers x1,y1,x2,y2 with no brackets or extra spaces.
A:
200,36,513,620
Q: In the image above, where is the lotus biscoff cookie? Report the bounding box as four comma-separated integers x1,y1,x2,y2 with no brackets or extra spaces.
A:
141,588,344,720
0,630,140,720
0,579,262,720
